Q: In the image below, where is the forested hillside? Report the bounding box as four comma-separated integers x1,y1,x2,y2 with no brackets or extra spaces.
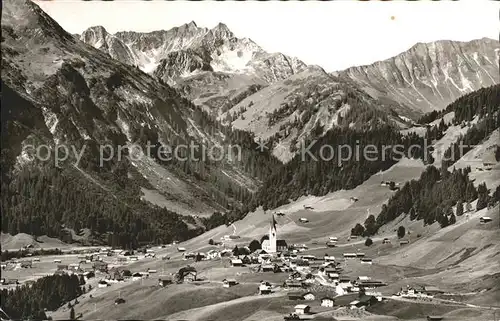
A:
351,85,500,237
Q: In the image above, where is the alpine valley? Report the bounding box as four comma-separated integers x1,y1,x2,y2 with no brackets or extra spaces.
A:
1,1,499,320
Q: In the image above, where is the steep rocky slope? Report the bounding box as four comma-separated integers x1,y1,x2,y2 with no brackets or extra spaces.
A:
1,0,275,245
340,38,500,113
80,22,306,85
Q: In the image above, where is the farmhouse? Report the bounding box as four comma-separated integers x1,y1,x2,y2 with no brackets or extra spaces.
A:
382,238,391,244
360,258,373,264
177,247,186,252
184,253,196,260
321,297,335,307
98,280,110,288
356,252,365,258
178,266,197,282
350,197,359,202
158,277,172,287
326,241,337,248
480,216,492,223
302,292,315,300
294,304,311,315
343,253,357,259
53,259,62,263
222,279,238,288
426,316,444,321
329,236,338,242
400,240,410,245
231,259,243,267
423,286,444,295
259,281,272,294
129,256,139,261
298,218,309,223
132,273,143,281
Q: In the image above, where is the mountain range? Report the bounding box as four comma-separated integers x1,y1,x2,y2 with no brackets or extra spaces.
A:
2,0,499,243
80,23,499,162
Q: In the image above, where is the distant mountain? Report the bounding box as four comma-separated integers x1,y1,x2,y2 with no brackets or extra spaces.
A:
340,38,500,113
80,22,306,85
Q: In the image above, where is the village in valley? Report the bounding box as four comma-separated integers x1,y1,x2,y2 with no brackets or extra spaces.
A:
2,194,498,321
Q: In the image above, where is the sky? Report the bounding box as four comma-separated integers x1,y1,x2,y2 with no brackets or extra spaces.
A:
34,0,499,72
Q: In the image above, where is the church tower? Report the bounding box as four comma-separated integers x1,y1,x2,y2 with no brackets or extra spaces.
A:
268,214,277,253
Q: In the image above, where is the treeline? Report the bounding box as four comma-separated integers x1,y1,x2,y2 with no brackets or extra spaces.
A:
442,110,500,168
1,162,203,249
352,165,498,237
1,248,63,261
250,125,430,212
0,274,84,320
417,84,500,125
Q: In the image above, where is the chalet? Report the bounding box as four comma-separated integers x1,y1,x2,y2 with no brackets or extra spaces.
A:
158,277,172,287
276,240,289,252
427,316,444,321
181,267,197,282
357,276,371,282
326,241,337,248
343,253,357,259
321,297,335,307
32,258,40,262
222,279,238,288
350,197,359,202
382,238,391,244
229,235,241,240
400,240,410,246
288,292,305,300
298,218,309,223
114,298,125,305
97,280,110,288
329,236,338,242
276,212,286,217
259,281,272,294
231,259,243,267
339,277,351,284
53,259,62,263
360,258,373,264
294,304,311,315
303,292,315,301
350,235,358,239
145,253,156,258
129,256,139,261
132,273,143,281
177,247,186,252
480,216,492,223
356,252,365,258
147,269,157,274
184,253,196,260
303,205,314,210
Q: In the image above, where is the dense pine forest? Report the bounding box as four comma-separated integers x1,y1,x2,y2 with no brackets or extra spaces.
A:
0,274,84,320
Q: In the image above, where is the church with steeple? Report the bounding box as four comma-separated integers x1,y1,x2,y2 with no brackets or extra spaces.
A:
261,214,288,253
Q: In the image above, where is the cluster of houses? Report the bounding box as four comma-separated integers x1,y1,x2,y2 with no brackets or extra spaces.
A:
397,285,444,298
